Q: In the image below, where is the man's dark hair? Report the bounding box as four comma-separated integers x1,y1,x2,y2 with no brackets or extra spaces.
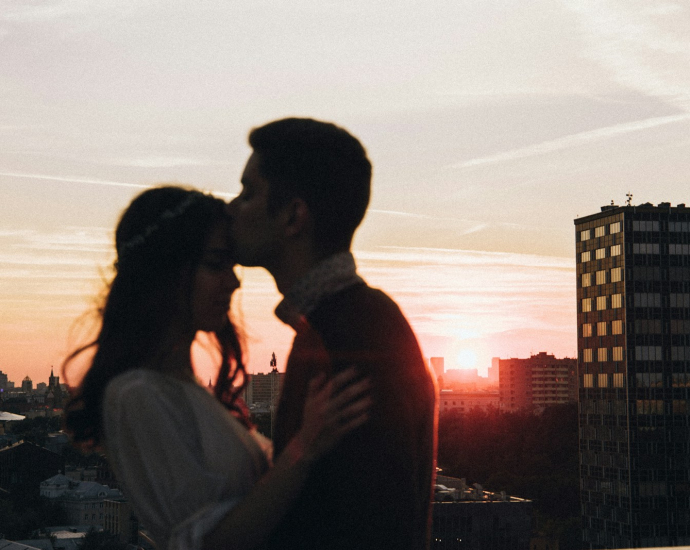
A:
248,117,372,256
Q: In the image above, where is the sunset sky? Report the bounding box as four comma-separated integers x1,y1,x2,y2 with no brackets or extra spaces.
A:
1,0,689,386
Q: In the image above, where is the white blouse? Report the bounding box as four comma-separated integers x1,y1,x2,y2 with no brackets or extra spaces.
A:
103,369,268,550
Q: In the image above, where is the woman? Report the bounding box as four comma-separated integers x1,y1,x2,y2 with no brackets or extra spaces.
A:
63,186,370,550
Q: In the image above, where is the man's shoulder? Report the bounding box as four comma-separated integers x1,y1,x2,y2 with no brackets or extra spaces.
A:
308,282,420,353
313,282,400,318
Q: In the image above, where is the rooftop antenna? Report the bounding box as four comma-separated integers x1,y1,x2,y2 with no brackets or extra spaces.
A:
626,193,633,206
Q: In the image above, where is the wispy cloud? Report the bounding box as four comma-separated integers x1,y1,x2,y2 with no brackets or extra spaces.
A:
0,171,152,191
565,0,690,111
358,246,574,269
0,171,236,199
448,113,690,169
112,156,232,169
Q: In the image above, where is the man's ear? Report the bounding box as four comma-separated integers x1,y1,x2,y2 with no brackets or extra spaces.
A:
282,197,311,237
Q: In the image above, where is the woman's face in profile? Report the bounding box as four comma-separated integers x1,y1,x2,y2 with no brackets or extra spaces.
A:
190,219,239,333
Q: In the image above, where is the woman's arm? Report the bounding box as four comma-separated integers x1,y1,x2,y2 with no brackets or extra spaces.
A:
199,368,371,550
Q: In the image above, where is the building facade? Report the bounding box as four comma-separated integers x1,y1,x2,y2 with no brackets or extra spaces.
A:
438,390,499,415
0,441,64,495
575,202,690,548
498,352,577,412
432,475,532,550
41,474,127,529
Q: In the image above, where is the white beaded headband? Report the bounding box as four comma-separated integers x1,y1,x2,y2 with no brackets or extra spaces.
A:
116,191,206,259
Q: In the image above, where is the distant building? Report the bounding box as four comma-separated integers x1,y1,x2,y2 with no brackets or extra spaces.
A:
575,202,690,548
430,357,445,380
243,353,285,408
0,440,64,495
47,367,65,409
103,498,138,544
438,390,499,415
488,357,500,386
242,353,285,439
49,367,60,389
498,352,577,412
21,376,32,392
432,475,532,550
41,474,127,529
0,370,8,390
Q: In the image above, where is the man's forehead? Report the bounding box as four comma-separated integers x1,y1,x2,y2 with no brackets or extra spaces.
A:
241,152,267,186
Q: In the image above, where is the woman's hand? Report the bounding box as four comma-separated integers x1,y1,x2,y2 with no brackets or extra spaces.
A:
293,368,372,463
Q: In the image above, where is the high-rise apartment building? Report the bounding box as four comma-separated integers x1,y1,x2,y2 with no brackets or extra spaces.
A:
575,202,690,548
498,352,577,412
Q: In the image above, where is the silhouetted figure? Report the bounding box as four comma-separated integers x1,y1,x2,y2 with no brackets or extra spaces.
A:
63,186,370,550
228,118,437,549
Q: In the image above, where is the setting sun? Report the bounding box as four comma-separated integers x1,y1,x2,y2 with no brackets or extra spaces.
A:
455,349,478,370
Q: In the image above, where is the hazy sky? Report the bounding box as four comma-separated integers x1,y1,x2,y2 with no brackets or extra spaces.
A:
1,0,689,385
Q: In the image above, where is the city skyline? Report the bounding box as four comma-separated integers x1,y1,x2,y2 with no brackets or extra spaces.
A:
1,1,689,384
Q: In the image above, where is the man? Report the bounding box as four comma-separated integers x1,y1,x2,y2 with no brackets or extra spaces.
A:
227,118,437,549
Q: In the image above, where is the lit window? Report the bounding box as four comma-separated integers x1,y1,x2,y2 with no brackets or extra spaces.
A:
612,320,623,334
595,248,606,259
613,347,623,361
610,267,622,282
633,220,660,232
581,251,591,262
610,222,621,234
634,293,661,307
637,399,663,414
595,226,606,237
582,298,592,312
582,323,592,337
635,346,663,361
670,293,690,308
597,322,607,336
611,245,621,256
581,229,591,241
596,270,606,285
597,296,607,310
598,348,608,362
583,374,594,387
598,373,608,387
582,273,592,287
671,347,690,361
633,243,660,254
583,349,593,363
669,244,690,255
611,294,622,308
613,373,624,387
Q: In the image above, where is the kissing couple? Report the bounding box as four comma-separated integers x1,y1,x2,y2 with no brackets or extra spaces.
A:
64,117,437,550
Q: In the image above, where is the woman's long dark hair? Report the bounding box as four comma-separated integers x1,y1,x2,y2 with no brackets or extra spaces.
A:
64,186,249,447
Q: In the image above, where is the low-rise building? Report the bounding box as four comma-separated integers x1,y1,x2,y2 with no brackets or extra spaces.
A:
432,475,532,549
438,390,499,415
40,475,125,529
0,441,64,495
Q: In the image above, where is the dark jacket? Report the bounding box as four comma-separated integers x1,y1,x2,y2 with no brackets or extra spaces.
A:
269,282,437,550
